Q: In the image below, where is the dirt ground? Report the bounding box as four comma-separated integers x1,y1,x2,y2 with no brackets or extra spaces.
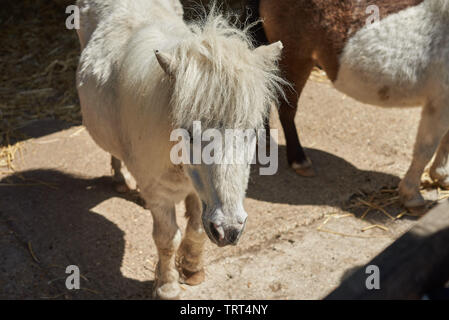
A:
1,0,446,300
1,78,439,299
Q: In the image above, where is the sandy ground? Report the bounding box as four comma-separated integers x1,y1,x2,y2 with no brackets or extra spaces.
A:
0,80,431,299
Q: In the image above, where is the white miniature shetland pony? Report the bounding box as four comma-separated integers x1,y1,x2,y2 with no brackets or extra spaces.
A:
76,0,284,299
251,0,449,211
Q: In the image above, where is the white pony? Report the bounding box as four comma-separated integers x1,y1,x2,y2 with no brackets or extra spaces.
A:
76,0,284,299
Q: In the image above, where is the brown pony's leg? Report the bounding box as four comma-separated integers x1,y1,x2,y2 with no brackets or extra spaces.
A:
278,58,315,176
178,193,206,286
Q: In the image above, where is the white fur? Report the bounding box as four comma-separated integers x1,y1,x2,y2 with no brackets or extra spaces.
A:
335,0,449,107
76,0,284,299
334,0,449,208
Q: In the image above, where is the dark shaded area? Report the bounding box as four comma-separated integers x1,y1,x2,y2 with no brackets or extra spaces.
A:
181,0,247,18
12,119,75,144
1,0,81,147
0,169,152,299
0,0,248,148
181,0,267,48
243,0,269,46
247,145,404,224
326,200,449,300
427,286,449,300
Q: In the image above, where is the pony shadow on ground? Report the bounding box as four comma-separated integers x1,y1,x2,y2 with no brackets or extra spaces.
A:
247,146,403,223
5,119,77,145
0,169,152,299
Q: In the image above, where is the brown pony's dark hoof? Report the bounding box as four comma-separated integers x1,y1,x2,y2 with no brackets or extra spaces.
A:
181,268,205,286
292,161,316,177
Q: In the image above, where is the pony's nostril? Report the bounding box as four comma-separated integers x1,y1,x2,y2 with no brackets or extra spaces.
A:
210,223,224,242
208,222,242,245
210,223,218,241
227,229,240,244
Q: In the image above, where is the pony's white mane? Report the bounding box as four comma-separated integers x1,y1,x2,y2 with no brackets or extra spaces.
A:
167,12,285,130
166,13,285,130
111,3,285,131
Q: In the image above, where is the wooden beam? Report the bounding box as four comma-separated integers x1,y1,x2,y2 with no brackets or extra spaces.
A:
326,200,449,299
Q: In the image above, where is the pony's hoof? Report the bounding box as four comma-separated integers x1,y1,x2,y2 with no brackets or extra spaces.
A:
181,268,205,286
292,160,315,177
407,204,429,216
401,195,427,215
113,181,130,194
399,180,427,212
153,282,181,300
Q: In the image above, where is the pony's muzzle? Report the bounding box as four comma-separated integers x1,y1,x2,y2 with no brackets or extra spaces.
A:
209,221,246,246
202,205,248,246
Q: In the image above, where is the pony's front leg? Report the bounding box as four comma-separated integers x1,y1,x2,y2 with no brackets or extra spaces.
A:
430,129,449,189
178,193,207,286
147,202,182,300
399,100,449,211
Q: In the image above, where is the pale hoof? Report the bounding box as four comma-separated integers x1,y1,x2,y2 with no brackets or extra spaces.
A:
291,160,315,177
399,179,427,211
181,268,205,286
400,193,427,214
407,204,429,216
153,282,181,300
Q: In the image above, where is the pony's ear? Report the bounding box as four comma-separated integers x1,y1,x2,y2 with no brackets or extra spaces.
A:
254,41,283,62
154,50,174,76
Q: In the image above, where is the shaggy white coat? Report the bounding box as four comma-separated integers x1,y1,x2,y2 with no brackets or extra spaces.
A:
76,0,284,299
335,0,449,208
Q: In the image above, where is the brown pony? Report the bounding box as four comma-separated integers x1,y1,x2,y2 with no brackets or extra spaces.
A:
246,0,449,211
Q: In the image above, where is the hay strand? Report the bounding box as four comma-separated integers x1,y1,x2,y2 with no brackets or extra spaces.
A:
27,241,40,263
0,1,81,171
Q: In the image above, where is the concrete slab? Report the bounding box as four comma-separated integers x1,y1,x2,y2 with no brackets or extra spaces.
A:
0,81,427,299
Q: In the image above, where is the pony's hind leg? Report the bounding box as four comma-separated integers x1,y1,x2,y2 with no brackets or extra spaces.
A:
146,201,182,300
278,57,315,177
178,193,206,286
430,128,449,189
399,98,449,211
111,155,134,193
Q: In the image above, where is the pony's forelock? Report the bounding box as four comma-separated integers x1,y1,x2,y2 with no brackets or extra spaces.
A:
168,8,287,130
